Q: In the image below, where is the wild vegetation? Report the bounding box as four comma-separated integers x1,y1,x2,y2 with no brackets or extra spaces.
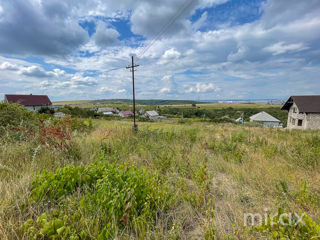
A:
0,103,319,239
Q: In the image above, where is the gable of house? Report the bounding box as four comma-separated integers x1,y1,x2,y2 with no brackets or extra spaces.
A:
282,96,320,130
282,95,320,113
249,111,280,122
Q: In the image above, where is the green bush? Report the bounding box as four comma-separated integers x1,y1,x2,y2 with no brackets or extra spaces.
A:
0,102,39,138
25,159,173,239
0,102,38,129
38,106,54,115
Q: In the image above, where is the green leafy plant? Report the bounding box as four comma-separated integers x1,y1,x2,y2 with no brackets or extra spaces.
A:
24,158,174,239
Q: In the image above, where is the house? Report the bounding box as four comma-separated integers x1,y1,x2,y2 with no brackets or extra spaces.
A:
119,110,133,117
281,95,320,130
54,112,66,118
97,107,119,115
249,111,282,127
4,94,52,111
144,110,167,120
144,110,159,119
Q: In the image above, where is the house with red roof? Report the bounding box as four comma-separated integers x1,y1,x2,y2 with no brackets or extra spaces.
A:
119,110,133,117
4,94,52,111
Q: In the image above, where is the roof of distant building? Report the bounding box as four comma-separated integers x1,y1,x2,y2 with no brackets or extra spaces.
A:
120,110,133,115
250,111,280,122
145,110,159,117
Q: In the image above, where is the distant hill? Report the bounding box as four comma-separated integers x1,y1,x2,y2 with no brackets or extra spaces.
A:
54,99,202,106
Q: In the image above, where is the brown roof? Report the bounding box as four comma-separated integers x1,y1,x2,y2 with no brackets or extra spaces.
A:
281,95,320,113
5,94,52,106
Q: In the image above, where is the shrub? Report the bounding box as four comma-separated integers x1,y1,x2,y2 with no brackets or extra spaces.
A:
0,102,39,136
38,107,54,115
25,159,173,239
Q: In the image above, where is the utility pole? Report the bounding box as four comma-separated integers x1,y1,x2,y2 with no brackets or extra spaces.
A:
126,56,139,132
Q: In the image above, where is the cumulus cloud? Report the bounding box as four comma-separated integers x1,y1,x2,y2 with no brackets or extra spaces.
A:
0,0,89,56
159,87,171,94
158,48,181,64
186,83,219,93
69,74,98,88
98,86,127,94
20,66,65,78
0,62,19,71
93,21,120,47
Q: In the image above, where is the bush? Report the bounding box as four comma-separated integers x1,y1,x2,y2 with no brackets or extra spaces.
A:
0,102,38,132
0,103,39,139
38,107,54,115
59,105,98,118
24,159,173,239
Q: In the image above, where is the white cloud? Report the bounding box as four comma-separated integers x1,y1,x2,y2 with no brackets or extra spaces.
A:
93,21,120,47
0,62,19,71
20,66,65,78
158,48,181,64
98,86,127,94
161,75,172,82
159,87,170,94
264,42,309,55
186,83,220,93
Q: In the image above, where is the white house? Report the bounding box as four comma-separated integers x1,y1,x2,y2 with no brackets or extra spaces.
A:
144,110,159,119
97,107,119,115
144,110,167,120
282,95,320,130
249,111,282,127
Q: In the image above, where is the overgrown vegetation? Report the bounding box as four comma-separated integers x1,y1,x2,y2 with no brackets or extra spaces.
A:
23,159,173,239
0,103,319,239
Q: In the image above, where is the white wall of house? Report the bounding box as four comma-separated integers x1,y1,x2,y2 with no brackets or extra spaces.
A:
287,103,320,130
305,113,320,129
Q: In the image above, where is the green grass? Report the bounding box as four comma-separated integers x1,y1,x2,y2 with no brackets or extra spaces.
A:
0,118,319,239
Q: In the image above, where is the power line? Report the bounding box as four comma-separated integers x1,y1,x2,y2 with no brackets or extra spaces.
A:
138,0,195,58
103,66,124,73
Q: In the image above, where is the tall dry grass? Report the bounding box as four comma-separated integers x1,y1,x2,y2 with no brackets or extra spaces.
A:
0,120,319,239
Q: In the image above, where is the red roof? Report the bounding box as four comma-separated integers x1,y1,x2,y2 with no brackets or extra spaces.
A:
5,94,52,106
120,110,133,115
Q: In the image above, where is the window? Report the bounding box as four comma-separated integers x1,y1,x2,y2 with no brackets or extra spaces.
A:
298,119,303,126
293,107,297,113
292,118,296,125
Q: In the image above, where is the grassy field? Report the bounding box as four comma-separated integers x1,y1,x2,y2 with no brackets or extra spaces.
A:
0,115,319,239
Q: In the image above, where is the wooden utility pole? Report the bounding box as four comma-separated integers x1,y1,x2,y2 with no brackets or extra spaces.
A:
126,56,139,132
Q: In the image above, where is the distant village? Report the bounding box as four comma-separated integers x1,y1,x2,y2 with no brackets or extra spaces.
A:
3,94,320,130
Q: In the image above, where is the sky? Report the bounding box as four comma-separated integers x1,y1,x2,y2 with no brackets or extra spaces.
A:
0,0,320,101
